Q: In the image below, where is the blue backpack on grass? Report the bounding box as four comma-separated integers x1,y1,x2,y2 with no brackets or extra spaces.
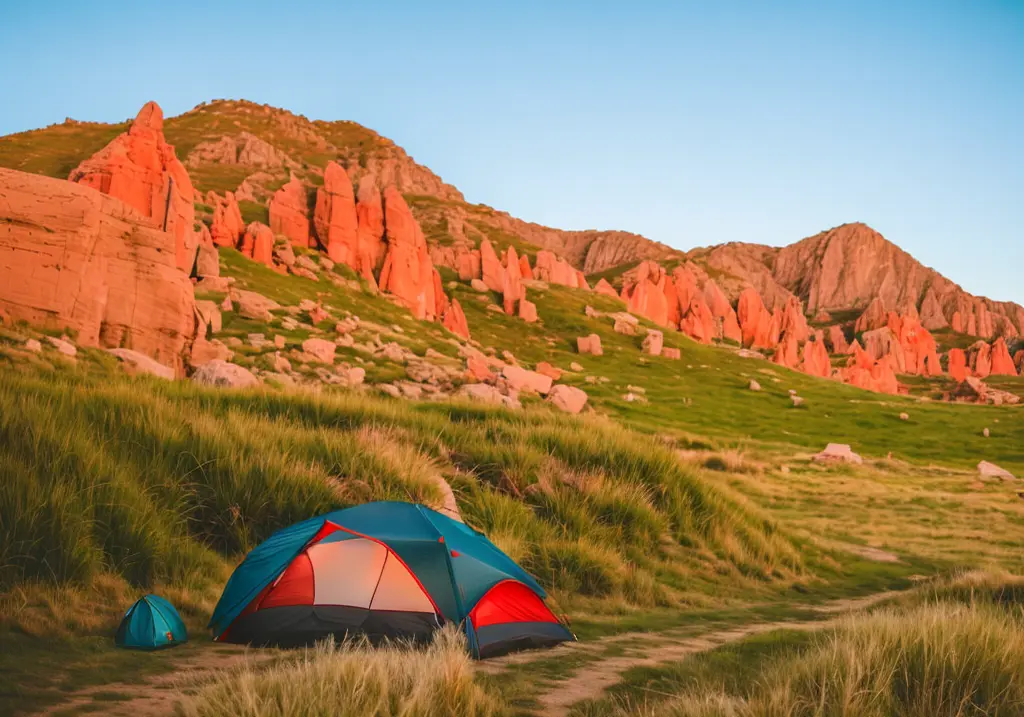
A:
115,594,188,650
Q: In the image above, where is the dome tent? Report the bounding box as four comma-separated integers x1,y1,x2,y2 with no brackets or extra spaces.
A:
209,501,573,658
115,594,188,650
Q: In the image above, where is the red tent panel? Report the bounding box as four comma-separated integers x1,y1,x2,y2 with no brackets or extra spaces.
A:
470,580,560,628
260,552,314,608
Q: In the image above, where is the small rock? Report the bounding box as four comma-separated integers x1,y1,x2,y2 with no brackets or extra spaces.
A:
791,395,805,407
302,338,337,364
535,362,563,381
45,336,77,357
192,360,259,388
978,461,1014,481
748,380,761,391
788,389,798,396
899,412,909,421
569,362,584,372
577,334,603,356
274,335,286,349
983,428,990,438
106,348,174,380
626,385,646,394
642,330,664,356
378,384,402,398
501,365,553,395
24,338,42,353
662,347,681,360
235,290,280,321
471,279,489,293
337,367,366,386
548,384,588,414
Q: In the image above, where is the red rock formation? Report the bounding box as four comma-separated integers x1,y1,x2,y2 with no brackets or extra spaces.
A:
827,324,849,354
840,341,899,394
0,168,195,374
211,191,245,248
593,278,619,299
680,298,716,344
855,297,888,333
575,271,590,290
269,176,310,247
951,311,964,333
519,254,534,280
519,298,538,323
703,280,731,318
458,249,482,282
737,287,777,349
802,337,831,378
722,310,742,343
241,222,274,267
947,348,969,382
971,341,993,378
778,296,810,343
534,250,583,288
989,337,1018,376
432,269,449,320
772,332,800,369
378,186,438,321
480,240,504,293
354,176,386,284
887,312,941,376
442,298,470,339
68,101,197,273
314,161,360,269
1016,350,1024,374
502,246,523,315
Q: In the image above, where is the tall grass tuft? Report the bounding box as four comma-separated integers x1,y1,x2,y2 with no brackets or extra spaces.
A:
178,625,506,717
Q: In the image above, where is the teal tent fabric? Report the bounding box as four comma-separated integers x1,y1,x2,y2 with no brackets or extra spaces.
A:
115,595,187,650
209,501,547,637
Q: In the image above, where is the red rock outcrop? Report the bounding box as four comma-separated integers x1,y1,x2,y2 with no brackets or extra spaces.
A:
737,287,777,349
535,250,585,288
593,278,619,299
1016,350,1024,374
772,332,800,369
457,250,482,282
442,298,470,339
840,341,899,395
801,337,831,378
378,187,438,321
519,298,538,323
269,176,310,247
480,240,504,293
68,102,197,273
971,341,994,378
947,348,969,382
680,297,716,344
887,312,941,376
778,296,810,343
314,161,360,269
0,168,195,374
502,246,523,315
241,222,274,267
989,337,1018,376
195,224,219,278
519,254,534,280
827,324,849,354
210,191,245,248
855,297,888,333
354,176,386,284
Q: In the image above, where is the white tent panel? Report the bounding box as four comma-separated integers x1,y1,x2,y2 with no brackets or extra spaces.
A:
370,552,436,613
309,538,387,608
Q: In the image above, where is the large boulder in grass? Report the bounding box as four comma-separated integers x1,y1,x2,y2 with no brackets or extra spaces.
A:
502,365,553,395
812,443,863,465
978,461,1015,481
302,338,337,364
235,290,280,321
192,360,259,388
106,348,175,380
577,334,603,356
548,384,588,414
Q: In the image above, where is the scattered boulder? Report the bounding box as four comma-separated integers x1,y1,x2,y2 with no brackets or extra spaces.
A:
106,348,174,380
642,330,664,356
518,298,538,323
749,379,761,391
24,338,42,353
235,290,279,321
812,443,863,465
466,355,495,381
535,361,562,381
501,365,553,394
191,360,259,388
593,278,619,298
189,337,233,366
458,382,520,409
302,338,337,364
570,362,584,371
45,336,77,357
978,461,1015,481
577,334,603,356
899,412,909,421
548,384,588,414
662,347,681,359
952,376,1020,405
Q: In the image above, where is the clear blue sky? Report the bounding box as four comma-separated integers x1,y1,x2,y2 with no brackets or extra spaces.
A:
2,1,1021,303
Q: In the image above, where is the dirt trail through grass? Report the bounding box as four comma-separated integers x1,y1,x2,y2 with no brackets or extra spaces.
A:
34,645,276,717
482,590,902,717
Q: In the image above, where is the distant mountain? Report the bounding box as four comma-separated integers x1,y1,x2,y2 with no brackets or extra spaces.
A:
0,99,1019,338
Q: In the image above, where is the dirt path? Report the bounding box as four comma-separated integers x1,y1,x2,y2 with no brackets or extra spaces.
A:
35,645,277,717
482,590,901,717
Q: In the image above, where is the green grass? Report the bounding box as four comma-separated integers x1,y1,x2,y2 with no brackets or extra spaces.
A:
571,572,1024,717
